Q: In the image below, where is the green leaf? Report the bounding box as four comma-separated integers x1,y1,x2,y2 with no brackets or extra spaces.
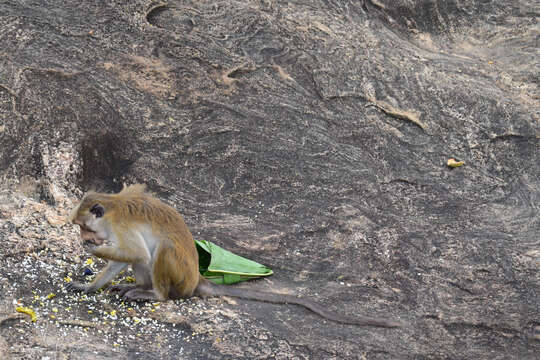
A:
195,239,273,285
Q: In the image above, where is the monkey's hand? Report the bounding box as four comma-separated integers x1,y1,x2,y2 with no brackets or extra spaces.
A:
65,281,93,293
87,245,102,257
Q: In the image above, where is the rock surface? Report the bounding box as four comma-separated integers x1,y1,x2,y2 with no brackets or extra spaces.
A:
0,0,538,359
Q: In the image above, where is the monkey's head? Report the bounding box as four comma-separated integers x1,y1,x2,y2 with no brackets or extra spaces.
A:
69,193,112,246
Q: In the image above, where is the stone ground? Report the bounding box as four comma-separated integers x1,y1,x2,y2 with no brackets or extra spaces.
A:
0,1,539,359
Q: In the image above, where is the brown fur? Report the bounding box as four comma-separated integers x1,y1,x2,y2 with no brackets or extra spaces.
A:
67,184,402,328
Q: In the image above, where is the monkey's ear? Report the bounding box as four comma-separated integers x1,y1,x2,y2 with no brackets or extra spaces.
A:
90,204,105,218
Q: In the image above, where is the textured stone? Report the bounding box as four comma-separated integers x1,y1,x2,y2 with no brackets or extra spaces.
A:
0,1,538,359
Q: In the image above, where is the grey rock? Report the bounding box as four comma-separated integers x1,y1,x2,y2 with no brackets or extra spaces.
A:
0,0,538,359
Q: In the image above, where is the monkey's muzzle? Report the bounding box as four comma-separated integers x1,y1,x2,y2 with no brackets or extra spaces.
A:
78,225,104,246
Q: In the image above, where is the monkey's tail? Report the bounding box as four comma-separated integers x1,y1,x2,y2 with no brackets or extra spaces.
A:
195,278,401,328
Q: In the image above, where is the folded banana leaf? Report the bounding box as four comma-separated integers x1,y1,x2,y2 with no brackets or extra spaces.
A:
195,239,273,285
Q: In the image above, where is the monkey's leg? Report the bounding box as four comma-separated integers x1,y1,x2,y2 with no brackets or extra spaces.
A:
123,261,169,301
67,261,128,293
132,262,153,288
109,263,153,296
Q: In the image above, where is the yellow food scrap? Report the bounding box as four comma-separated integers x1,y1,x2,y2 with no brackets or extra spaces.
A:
126,308,137,316
64,276,72,283
50,315,56,319
125,276,136,283
16,306,37,322
447,158,464,168
46,293,56,300
88,310,93,314
85,258,94,265
110,310,117,316
52,307,58,313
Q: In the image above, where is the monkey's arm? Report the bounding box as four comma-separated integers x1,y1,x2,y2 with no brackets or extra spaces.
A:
66,261,128,293
90,230,151,264
91,245,150,263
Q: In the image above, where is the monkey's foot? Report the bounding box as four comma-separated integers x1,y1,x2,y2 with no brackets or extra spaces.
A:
108,284,138,297
65,282,90,293
122,289,164,301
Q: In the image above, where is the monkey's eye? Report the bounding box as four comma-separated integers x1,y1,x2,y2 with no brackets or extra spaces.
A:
90,204,105,218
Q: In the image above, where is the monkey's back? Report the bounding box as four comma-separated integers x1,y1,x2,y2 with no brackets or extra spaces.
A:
112,189,201,298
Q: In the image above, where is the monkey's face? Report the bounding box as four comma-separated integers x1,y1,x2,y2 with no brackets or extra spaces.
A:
70,198,109,246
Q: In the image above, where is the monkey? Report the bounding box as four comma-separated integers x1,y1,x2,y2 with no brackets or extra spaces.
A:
66,184,401,328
